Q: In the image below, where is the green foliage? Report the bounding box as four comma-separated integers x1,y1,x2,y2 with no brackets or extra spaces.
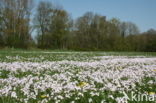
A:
35,1,71,49
0,1,156,51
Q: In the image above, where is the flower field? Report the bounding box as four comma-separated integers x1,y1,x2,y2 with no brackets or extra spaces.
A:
0,51,156,103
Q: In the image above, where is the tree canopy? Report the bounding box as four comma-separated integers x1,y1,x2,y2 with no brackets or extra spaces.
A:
0,1,156,51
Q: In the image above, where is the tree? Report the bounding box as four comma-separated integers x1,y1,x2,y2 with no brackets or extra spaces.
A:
34,1,53,48
110,18,139,37
74,12,120,50
50,9,71,49
0,5,4,47
35,1,71,49
0,0,34,48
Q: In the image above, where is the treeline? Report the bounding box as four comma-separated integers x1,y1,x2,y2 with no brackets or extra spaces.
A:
0,0,156,51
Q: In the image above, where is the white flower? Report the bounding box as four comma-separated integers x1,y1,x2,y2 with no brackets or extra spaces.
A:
70,101,75,103
101,99,106,103
88,98,93,103
11,92,17,98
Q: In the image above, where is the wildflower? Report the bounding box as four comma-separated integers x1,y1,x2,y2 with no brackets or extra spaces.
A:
77,82,88,88
57,95,64,100
41,99,48,103
101,99,106,103
148,80,153,84
149,92,155,96
70,101,75,103
88,98,93,103
11,92,17,98
41,95,47,98
78,92,84,97
117,66,122,70
108,95,114,99
90,92,99,96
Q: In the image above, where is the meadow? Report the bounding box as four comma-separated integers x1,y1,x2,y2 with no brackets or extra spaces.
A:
0,50,156,103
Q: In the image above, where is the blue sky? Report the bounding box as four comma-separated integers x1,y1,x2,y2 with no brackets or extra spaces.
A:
36,0,156,32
